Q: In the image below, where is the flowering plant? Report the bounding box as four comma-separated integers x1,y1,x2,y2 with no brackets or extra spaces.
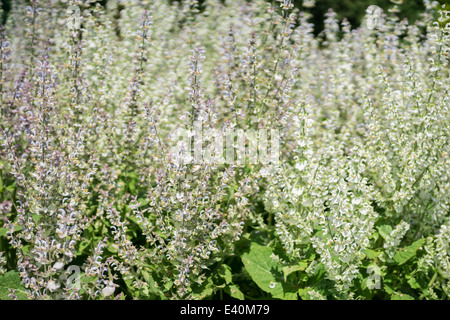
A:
0,0,448,300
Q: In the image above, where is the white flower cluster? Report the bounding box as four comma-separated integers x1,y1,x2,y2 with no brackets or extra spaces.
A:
0,0,448,300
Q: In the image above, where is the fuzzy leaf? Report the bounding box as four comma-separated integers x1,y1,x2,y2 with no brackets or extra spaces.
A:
365,249,382,260
282,261,308,281
391,293,415,300
141,271,159,295
242,242,297,299
77,239,92,255
218,264,233,284
297,288,311,300
191,277,215,299
0,271,28,300
407,277,422,290
224,284,245,300
6,182,16,193
393,238,426,265
377,225,393,241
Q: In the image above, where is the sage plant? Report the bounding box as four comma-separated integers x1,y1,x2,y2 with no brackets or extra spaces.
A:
0,0,448,300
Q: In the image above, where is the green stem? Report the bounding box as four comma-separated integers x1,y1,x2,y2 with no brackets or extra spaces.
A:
419,270,438,299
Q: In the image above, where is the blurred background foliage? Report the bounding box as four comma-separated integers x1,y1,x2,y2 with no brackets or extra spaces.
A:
300,0,450,34
1,0,450,32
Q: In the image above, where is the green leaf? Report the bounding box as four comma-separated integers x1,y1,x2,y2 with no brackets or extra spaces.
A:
283,291,298,300
124,172,138,194
365,249,382,260
377,225,393,241
312,262,326,283
282,261,308,281
31,213,41,224
123,276,138,298
0,228,7,237
297,288,311,300
297,287,327,300
218,264,233,284
393,238,426,265
139,285,149,298
242,242,297,300
0,271,28,300
191,277,215,299
128,179,137,193
407,277,422,290
372,231,380,242
224,284,245,300
141,270,159,295
6,182,16,193
384,284,395,294
77,238,92,255
137,198,149,207
391,293,414,300
163,279,173,292
142,270,162,297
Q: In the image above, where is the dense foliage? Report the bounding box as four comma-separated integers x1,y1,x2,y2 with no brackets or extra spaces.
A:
0,0,449,300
